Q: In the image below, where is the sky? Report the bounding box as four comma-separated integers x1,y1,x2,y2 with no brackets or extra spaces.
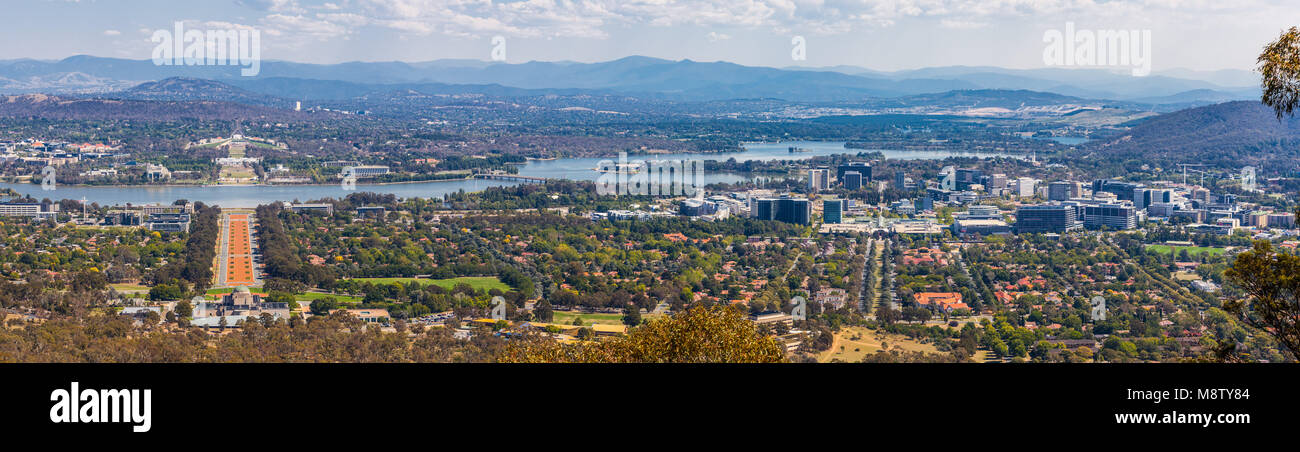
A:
4,0,1300,72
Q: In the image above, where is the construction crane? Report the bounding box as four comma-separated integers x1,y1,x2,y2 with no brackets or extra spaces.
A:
1179,163,1207,186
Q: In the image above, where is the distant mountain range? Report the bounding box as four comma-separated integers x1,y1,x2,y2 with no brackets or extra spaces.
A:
0,55,1261,105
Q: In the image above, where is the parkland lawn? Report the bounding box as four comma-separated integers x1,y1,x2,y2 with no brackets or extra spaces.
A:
1144,244,1226,257
351,276,511,292
550,310,664,326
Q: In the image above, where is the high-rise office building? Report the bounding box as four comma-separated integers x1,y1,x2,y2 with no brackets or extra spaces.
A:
987,173,1008,194
1016,177,1038,198
837,162,872,183
1092,179,1143,202
823,199,844,224
894,171,907,190
1083,203,1137,230
915,196,932,212
1014,205,1082,233
807,168,830,192
843,171,863,190
1048,181,1082,201
955,168,983,190
1131,188,1172,210
755,196,812,225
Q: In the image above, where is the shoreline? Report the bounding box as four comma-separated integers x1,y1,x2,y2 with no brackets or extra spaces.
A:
0,175,510,189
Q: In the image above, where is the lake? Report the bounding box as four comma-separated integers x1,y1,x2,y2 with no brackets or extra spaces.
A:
1,141,1024,207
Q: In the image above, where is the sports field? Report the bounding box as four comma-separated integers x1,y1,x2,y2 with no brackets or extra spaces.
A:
1145,244,1225,257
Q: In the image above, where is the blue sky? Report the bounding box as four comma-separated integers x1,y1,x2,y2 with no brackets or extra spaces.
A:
5,0,1299,72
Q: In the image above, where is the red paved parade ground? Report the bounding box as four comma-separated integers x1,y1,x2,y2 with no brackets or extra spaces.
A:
225,214,254,286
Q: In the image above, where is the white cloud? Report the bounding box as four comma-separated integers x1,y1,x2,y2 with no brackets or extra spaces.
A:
236,0,306,14
939,19,987,30
706,31,731,41
215,0,1300,45
103,29,121,36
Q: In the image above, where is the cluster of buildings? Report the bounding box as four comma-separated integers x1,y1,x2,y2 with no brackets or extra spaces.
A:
101,203,195,232
189,287,291,329
1012,178,1294,235
627,159,1295,241
284,202,388,219
1,139,128,168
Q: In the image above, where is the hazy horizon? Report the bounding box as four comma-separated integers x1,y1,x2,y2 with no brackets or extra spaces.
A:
3,0,1298,74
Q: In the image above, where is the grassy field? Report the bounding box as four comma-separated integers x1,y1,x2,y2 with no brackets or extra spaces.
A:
551,311,625,326
110,283,150,292
550,310,662,326
295,292,364,304
1145,244,1225,257
351,276,511,292
817,326,942,363
220,167,256,179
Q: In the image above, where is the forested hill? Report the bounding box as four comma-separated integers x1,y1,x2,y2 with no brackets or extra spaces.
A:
1091,101,1300,171
0,93,320,121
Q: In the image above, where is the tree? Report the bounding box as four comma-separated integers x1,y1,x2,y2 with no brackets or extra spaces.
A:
1223,241,1300,360
500,305,786,363
1260,26,1300,119
622,304,642,326
310,297,339,316
533,299,554,322
148,283,183,301
141,310,161,328
174,300,193,318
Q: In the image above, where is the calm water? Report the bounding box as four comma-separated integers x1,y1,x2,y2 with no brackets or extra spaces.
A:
2,141,1023,207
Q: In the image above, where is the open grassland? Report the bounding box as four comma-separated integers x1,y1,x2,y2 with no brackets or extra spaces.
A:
817,326,942,363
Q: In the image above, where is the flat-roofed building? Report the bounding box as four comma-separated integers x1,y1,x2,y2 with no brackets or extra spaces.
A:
1048,181,1082,201
823,199,844,224
749,311,794,326
807,168,830,191
0,201,58,220
351,165,391,178
1014,204,1081,234
287,203,334,215
952,218,1011,236
755,196,812,225
843,171,863,190
145,212,191,232
1083,203,1137,230
1267,212,1296,228
335,308,391,324
836,162,872,182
